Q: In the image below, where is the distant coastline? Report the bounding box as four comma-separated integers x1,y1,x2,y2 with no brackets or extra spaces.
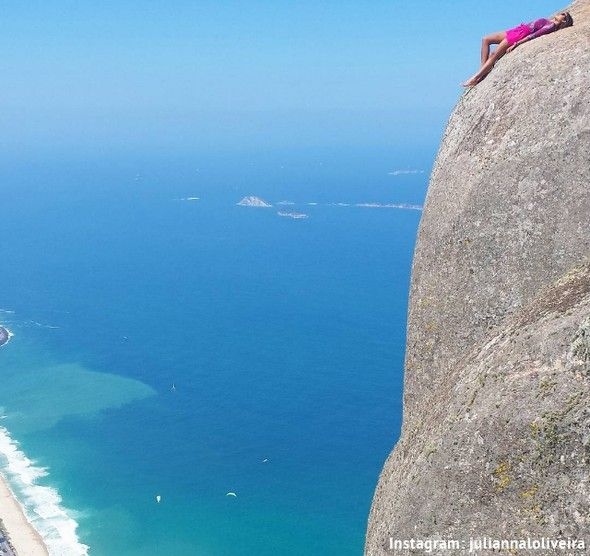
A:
0,324,43,555
0,471,49,556
0,326,12,347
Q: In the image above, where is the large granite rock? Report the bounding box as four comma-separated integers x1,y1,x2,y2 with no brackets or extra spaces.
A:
366,1,590,553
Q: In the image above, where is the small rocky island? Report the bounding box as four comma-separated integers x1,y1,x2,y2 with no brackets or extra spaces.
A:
0,325,12,347
237,196,272,207
277,211,308,219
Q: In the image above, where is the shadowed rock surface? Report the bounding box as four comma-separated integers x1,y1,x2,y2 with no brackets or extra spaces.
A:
366,1,590,553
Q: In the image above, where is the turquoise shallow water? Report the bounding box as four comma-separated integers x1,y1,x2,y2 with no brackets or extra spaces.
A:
0,148,428,555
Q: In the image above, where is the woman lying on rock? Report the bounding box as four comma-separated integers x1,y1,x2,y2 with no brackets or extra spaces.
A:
462,11,573,87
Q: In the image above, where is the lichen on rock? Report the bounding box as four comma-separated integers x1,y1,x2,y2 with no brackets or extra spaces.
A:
570,316,590,371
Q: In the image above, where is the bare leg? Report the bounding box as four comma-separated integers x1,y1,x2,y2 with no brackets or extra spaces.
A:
480,31,506,65
463,38,510,87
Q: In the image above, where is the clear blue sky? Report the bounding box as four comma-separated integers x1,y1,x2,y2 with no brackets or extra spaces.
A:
0,0,565,155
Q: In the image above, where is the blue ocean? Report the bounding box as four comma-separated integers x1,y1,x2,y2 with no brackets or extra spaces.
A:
0,147,429,555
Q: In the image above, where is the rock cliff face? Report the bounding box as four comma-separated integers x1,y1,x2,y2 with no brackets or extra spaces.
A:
366,1,590,553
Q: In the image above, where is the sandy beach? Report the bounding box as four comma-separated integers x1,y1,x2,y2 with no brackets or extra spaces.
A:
0,473,48,556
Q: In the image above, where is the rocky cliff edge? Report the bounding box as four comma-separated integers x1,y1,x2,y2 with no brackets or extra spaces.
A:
366,1,590,554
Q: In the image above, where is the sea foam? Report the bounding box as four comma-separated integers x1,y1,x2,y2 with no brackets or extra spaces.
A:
0,426,89,556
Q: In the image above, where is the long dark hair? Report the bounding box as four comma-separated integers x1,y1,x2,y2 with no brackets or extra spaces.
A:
560,11,574,29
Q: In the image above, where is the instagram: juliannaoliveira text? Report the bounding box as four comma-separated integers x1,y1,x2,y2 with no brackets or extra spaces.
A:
388,536,586,553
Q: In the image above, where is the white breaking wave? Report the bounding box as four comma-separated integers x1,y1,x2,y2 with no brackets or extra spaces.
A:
26,321,61,330
354,202,423,210
387,169,425,176
0,427,89,556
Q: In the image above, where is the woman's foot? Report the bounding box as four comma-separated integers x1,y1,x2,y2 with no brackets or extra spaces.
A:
462,74,484,87
462,77,478,87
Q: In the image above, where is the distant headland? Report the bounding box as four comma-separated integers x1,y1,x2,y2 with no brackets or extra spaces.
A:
0,325,13,347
